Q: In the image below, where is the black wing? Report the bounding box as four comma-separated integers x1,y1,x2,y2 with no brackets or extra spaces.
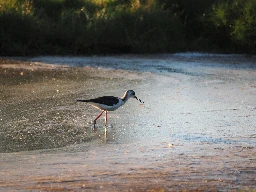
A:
77,96,119,106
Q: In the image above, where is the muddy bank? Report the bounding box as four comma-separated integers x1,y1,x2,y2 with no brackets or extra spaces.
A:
0,56,255,191
0,138,255,191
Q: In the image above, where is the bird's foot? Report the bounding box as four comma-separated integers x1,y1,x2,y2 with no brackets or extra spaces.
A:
90,120,97,131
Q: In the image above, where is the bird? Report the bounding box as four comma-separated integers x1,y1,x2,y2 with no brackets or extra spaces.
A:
77,90,144,128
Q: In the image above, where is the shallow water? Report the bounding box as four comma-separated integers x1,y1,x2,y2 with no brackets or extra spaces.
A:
0,54,256,191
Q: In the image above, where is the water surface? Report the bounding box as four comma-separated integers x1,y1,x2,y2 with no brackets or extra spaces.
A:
0,54,255,191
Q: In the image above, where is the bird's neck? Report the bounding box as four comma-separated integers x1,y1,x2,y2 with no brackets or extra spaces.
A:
121,94,129,103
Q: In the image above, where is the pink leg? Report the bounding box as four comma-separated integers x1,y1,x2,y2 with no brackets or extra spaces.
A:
105,111,108,126
94,110,104,128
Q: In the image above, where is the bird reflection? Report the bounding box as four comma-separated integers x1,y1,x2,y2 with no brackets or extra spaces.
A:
92,125,108,142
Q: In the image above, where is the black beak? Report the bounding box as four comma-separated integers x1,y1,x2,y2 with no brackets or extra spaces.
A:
134,95,144,103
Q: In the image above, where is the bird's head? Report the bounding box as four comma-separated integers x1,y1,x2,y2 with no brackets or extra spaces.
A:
126,90,144,103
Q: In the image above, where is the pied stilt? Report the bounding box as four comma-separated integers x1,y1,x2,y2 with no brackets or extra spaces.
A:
77,90,144,127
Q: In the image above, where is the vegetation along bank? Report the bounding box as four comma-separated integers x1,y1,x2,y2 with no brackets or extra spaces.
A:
0,0,256,55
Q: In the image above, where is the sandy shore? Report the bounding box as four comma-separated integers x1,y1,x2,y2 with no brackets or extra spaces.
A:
0,57,255,191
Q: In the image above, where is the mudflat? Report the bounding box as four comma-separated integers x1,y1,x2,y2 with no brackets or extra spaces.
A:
0,56,255,191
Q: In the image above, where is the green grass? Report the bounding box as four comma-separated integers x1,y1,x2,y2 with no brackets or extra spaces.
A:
0,0,255,55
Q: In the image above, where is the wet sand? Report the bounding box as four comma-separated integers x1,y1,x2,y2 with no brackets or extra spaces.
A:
0,56,255,191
